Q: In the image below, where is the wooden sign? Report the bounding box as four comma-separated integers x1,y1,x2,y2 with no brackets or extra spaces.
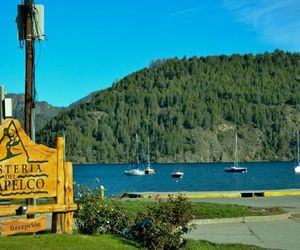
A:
0,119,57,199
0,216,47,236
0,119,77,235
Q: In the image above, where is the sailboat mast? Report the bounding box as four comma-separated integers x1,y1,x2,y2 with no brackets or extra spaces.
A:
234,133,238,167
135,133,139,164
297,131,299,163
147,136,150,168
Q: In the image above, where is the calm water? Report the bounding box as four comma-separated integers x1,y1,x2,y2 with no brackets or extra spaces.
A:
73,162,300,197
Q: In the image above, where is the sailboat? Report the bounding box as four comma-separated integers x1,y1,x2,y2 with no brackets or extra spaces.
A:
224,133,247,173
294,132,300,174
171,170,184,178
171,153,184,178
124,134,145,176
144,136,155,175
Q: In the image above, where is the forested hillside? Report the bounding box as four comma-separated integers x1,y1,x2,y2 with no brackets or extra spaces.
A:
37,50,300,163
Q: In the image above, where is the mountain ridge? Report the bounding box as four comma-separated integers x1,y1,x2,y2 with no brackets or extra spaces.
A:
32,50,300,163
7,93,64,132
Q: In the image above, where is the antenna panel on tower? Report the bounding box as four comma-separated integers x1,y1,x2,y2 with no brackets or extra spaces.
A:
17,4,45,41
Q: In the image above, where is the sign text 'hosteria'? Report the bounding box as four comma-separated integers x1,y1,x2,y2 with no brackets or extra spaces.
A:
0,119,57,199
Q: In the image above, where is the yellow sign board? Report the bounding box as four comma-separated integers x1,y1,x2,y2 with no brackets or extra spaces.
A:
0,216,47,236
0,119,57,199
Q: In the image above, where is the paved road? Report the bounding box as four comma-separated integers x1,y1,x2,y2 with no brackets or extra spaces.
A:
185,196,300,250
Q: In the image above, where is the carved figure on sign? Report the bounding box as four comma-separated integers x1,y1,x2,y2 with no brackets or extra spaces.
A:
0,120,49,164
0,121,24,161
1,127,22,160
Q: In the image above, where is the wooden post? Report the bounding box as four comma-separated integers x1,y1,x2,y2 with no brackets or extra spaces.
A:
63,162,74,233
0,204,77,217
51,136,65,233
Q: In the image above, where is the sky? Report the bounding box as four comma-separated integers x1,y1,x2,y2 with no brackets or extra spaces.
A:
1,0,300,107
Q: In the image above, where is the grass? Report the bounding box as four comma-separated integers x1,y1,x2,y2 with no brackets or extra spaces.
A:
4,198,54,206
190,202,285,219
118,199,285,219
11,198,285,219
0,234,265,250
0,234,140,250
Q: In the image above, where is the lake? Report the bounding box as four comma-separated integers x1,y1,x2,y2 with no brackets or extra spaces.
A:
73,161,300,198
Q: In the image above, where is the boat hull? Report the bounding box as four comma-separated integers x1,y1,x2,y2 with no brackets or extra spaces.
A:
145,168,155,175
171,171,184,178
124,169,145,176
295,165,300,174
224,167,247,173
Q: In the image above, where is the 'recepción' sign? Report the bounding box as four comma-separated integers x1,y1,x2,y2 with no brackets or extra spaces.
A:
0,119,57,199
0,216,47,236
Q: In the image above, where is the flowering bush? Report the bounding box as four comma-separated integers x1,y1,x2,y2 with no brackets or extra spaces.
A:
75,185,132,235
75,183,194,249
131,195,194,250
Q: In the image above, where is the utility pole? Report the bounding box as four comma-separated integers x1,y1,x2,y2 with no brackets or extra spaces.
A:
17,1,44,215
24,0,35,216
24,0,34,138
0,85,4,125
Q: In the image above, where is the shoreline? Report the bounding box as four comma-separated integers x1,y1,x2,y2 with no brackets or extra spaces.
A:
75,160,294,165
121,188,300,199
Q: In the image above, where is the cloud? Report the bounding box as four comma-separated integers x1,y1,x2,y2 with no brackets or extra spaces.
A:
224,0,300,50
162,7,201,22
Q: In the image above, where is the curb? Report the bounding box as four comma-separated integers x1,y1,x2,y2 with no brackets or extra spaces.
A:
190,212,290,225
123,189,300,199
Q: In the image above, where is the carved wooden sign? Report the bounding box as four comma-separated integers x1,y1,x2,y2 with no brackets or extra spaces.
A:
0,216,47,236
0,119,57,199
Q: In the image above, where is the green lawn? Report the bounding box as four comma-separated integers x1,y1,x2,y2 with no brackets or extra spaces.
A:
0,234,140,250
0,234,265,250
119,199,285,219
190,202,284,219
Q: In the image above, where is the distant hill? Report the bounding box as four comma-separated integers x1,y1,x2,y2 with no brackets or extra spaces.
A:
7,93,64,132
36,50,300,164
68,91,98,108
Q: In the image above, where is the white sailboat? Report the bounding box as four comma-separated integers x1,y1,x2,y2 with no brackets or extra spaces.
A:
145,136,155,175
171,153,184,178
224,133,247,173
294,132,300,174
171,171,184,178
124,168,145,176
124,134,145,176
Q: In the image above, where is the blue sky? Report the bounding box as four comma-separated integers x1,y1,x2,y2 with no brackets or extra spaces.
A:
1,0,300,107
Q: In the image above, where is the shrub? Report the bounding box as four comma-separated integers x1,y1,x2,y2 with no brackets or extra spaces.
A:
131,195,194,250
75,185,132,235
75,185,194,249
